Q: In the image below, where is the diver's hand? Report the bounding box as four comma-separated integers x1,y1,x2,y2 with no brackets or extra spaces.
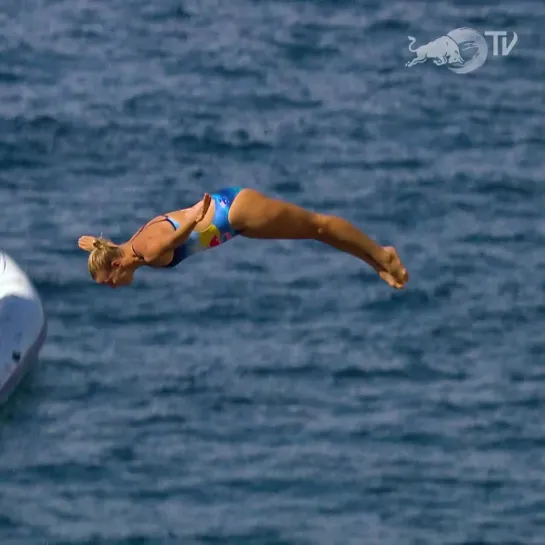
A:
193,193,211,222
78,236,96,253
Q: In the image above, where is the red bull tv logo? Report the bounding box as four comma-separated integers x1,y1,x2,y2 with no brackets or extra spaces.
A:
405,28,518,74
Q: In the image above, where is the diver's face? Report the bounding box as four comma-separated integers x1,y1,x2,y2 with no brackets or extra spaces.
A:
95,267,134,288
111,267,134,287
94,269,113,287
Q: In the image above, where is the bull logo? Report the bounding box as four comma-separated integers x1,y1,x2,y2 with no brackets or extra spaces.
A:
405,28,488,74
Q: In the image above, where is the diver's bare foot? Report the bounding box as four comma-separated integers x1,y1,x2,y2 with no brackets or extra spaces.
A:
381,246,408,289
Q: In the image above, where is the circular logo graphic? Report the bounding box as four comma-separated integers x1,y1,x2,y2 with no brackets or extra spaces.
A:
446,27,488,74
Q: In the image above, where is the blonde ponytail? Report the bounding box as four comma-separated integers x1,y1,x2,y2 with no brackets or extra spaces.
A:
88,237,121,279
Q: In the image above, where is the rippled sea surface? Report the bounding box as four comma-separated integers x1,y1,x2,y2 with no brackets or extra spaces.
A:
1,1,544,543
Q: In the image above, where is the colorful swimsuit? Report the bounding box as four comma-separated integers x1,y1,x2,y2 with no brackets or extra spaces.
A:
164,186,242,268
132,187,242,268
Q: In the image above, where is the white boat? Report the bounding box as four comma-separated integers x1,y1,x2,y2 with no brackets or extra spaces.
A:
0,251,47,404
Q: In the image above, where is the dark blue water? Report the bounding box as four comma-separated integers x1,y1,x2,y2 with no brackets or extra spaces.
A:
1,1,544,543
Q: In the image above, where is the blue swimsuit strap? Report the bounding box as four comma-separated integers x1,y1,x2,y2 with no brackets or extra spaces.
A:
130,216,173,262
164,216,180,230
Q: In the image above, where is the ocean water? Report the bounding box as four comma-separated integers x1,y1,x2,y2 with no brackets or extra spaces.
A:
0,0,544,543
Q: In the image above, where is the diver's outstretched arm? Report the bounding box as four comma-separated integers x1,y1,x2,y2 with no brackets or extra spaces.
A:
140,193,211,262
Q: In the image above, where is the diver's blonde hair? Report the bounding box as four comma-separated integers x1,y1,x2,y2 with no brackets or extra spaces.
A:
87,237,121,279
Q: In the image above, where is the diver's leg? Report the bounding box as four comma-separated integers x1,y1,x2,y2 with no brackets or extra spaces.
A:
228,189,408,288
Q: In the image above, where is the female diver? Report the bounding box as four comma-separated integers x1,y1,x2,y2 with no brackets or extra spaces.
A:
78,187,409,290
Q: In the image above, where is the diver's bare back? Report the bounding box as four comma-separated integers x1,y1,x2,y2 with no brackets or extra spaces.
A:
133,201,215,246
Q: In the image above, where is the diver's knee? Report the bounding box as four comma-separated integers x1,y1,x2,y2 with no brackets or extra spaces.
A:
314,214,332,240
